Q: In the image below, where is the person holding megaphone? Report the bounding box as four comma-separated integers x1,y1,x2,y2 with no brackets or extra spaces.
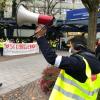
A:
16,4,100,100
34,25,100,100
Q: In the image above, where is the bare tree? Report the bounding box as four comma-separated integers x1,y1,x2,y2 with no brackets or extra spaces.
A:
0,0,7,37
0,0,7,18
12,0,17,18
32,0,60,16
81,0,100,51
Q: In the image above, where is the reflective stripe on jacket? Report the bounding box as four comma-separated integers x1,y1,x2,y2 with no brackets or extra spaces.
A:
49,57,100,100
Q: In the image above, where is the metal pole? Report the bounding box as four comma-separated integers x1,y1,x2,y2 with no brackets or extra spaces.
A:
59,0,61,19
33,0,35,12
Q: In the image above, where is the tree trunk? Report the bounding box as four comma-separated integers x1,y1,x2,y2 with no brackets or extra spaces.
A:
12,0,17,18
88,10,97,51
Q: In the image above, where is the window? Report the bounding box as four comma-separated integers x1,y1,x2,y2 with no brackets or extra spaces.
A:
65,0,72,3
55,0,66,2
76,0,81,3
65,0,81,3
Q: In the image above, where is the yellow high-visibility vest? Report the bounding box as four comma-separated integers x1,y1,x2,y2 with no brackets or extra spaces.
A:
49,57,100,100
0,42,4,48
50,41,56,48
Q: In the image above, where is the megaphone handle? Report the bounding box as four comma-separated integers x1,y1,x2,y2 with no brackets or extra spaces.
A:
32,25,47,37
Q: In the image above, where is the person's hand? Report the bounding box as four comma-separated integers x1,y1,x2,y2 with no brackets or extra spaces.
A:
34,25,47,38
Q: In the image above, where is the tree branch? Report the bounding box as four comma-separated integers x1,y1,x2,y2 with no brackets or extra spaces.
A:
81,0,90,11
81,0,94,11
49,0,53,6
92,0,99,10
51,9,60,16
50,2,58,15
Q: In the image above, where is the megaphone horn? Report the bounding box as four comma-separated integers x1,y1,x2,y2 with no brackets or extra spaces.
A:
16,5,55,26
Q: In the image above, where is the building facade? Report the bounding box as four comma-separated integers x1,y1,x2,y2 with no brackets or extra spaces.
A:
0,0,84,39
3,0,84,20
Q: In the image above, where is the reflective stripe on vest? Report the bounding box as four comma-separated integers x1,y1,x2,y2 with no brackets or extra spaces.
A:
49,56,100,100
58,73,99,96
54,84,84,100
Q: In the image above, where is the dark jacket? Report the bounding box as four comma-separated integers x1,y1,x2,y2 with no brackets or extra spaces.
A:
37,36,100,83
95,45,100,61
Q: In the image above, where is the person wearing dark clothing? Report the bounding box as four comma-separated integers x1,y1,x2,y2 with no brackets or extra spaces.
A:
0,40,4,56
95,39,100,61
95,45,100,60
35,25,100,100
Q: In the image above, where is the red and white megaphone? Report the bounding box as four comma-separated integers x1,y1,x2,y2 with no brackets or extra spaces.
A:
16,5,55,26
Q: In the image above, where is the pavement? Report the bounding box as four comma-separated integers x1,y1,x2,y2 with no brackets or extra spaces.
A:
0,53,47,95
0,51,70,96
